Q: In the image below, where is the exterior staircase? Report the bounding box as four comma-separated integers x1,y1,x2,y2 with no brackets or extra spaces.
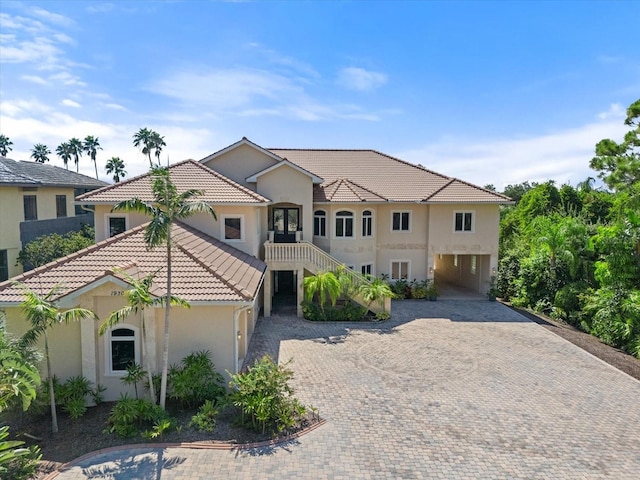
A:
264,241,391,317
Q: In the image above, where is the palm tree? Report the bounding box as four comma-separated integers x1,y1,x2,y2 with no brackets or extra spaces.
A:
0,134,13,157
16,282,96,433
358,276,394,313
83,135,102,179
112,167,217,409
105,156,127,183
133,128,165,168
56,142,73,170
30,143,51,163
0,330,40,412
99,269,189,403
303,270,342,313
68,137,83,173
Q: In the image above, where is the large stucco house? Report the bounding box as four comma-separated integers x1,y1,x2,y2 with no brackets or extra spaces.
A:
0,138,511,400
0,157,107,281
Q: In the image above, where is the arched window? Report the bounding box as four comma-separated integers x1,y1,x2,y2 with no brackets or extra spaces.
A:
362,210,373,237
314,210,326,237
335,211,354,238
106,326,139,375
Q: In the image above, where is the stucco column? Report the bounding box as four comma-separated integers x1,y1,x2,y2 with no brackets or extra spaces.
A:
80,317,97,405
264,269,272,317
296,267,304,318
143,307,156,373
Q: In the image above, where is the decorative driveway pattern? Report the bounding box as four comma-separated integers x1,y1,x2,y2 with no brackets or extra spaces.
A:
55,300,640,479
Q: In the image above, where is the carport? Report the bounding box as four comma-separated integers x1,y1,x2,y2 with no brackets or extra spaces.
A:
433,253,492,296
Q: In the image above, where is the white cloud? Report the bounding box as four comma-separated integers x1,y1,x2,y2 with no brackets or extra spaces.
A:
86,3,115,14
395,110,628,190
61,99,81,108
337,67,387,92
48,71,86,86
103,103,127,111
28,7,74,27
21,74,47,85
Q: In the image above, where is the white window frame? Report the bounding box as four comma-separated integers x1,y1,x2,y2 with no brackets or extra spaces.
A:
221,214,245,242
453,210,475,233
362,210,374,238
314,210,327,237
361,263,374,277
105,214,129,238
391,211,411,232
104,324,140,377
334,210,355,239
390,260,410,280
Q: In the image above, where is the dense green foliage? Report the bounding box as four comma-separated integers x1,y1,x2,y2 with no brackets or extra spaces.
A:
498,99,640,357
168,350,225,409
17,226,94,270
229,356,308,435
107,394,171,438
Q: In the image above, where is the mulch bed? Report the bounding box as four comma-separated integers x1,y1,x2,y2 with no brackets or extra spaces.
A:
3,403,316,479
504,302,640,381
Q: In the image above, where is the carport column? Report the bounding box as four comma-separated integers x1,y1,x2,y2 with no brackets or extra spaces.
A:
80,317,97,405
264,268,272,317
297,267,304,318
427,251,436,281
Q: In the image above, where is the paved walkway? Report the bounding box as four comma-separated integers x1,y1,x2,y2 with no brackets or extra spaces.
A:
53,300,640,479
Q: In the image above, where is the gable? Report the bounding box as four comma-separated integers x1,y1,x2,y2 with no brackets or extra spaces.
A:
201,141,282,189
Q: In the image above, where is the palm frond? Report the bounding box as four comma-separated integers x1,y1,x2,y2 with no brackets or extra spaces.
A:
112,198,154,215
99,306,135,336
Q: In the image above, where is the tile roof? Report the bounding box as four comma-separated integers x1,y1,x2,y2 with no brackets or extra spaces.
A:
316,178,388,202
0,157,108,189
268,149,511,204
76,160,270,204
425,178,512,203
0,221,266,304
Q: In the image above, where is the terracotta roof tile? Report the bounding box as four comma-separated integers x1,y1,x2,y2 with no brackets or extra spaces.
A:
268,149,511,204
315,178,387,202
76,160,270,204
425,179,513,203
0,222,266,304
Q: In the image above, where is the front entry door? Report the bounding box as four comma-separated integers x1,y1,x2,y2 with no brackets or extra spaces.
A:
273,207,299,243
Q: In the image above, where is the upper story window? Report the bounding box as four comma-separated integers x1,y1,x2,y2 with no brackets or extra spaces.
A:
454,211,474,232
56,195,67,218
362,210,373,237
222,215,244,241
314,210,326,237
0,249,8,282
23,195,37,221
335,211,354,238
106,326,139,375
392,211,410,232
107,215,127,238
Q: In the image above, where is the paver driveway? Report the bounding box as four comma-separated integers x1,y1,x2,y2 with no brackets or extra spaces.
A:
55,300,640,479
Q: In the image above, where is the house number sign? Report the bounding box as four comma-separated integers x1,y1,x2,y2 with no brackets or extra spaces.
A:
110,290,125,296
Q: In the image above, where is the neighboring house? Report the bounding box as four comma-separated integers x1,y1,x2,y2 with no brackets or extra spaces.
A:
0,157,107,280
0,138,511,400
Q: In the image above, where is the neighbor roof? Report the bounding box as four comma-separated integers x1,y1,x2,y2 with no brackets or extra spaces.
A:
0,221,266,304
268,149,511,204
77,160,270,204
0,157,107,189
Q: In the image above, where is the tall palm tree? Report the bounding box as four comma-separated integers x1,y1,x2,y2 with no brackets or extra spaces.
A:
133,128,165,168
68,137,83,173
112,167,217,409
30,143,51,163
16,282,96,433
99,269,189,403
0,134,13,157
83,135,102,179
56,142,73,170
105,156,127,183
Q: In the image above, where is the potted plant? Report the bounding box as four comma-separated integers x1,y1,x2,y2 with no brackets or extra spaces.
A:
426,279,438,301
486,275,499,301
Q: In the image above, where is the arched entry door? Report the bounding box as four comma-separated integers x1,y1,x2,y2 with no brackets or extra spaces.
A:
273,207,299,243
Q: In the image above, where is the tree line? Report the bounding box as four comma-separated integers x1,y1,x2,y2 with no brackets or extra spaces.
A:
497,98,640,358
0,128,167,183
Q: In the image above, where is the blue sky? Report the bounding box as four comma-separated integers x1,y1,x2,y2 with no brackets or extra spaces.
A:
1,0,638,189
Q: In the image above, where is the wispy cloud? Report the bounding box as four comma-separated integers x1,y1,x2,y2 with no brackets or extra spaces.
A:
61,99,81,108
396,105,628,190
28,7,74,27
21,74,47,85
337,67,387,92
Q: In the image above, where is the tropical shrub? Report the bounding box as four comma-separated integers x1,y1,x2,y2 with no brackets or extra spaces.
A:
107,394,170,438
189,399,220,432
0,426,41,480
168,350,225,409
229,356,308,435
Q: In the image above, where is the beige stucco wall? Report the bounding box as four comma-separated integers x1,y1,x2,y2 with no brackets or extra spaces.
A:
93,205,149,243
427,204,499,256
202,143,278,189
1,186,77,279
258,165,314,243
